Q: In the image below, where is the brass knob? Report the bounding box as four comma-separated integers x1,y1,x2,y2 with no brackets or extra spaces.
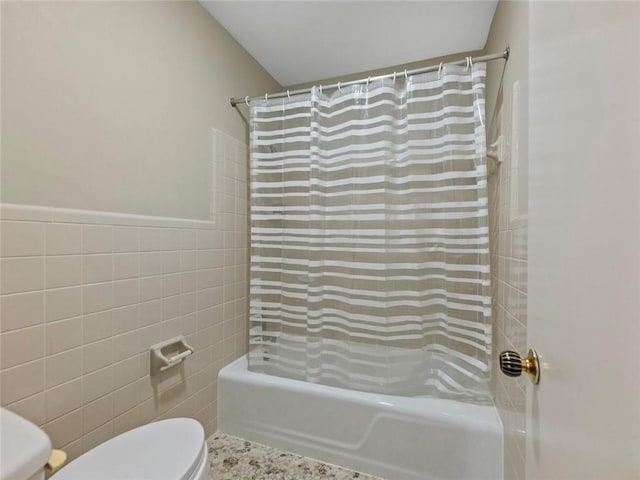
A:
499,348,540,385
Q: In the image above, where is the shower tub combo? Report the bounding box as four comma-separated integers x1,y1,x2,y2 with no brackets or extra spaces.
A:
220,52,509,480
219,354,502,480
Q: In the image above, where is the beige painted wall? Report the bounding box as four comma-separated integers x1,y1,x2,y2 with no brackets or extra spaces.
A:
1,1,280,219
484,1,529,480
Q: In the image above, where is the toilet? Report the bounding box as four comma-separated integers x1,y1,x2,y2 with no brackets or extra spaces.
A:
52,418,208,480
1,409,208,480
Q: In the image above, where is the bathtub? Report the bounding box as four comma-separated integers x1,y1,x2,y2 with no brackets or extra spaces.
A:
218,355,503,480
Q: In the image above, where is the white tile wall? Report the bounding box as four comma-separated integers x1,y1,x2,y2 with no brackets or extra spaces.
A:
489,129,528,480
0,129,248,460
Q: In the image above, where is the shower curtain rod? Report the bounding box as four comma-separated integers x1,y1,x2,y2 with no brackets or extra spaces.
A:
230,47,509,107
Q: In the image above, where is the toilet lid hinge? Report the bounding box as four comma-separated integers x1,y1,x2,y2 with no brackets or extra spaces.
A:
46,449,67,473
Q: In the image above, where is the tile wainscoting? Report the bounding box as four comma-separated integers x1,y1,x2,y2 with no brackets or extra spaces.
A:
0,130,248,461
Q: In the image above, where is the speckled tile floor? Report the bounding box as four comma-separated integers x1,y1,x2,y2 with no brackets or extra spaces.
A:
207,433,384,480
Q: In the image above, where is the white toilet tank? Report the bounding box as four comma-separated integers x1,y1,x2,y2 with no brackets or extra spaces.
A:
0,408,52,480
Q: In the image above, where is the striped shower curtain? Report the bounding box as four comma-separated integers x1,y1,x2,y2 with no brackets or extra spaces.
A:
248,63,491,402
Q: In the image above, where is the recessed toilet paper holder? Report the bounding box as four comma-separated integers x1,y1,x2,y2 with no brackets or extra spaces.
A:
150,336,195,375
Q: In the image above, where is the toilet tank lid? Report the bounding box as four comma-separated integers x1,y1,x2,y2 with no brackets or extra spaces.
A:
0,408,52,480
51,418,205,480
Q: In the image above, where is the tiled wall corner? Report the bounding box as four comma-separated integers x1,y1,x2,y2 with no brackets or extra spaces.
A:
488,123,528,479
0,129,248,460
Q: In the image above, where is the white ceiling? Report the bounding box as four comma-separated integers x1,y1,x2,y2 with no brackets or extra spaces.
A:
200,1,498,87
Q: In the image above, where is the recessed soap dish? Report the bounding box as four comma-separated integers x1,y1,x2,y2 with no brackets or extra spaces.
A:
150,336,194,375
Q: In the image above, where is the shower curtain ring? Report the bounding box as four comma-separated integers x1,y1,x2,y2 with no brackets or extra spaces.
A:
404,69,408,82
466,57,471,70
338,81,342,93
244,96,250,106
392,71,397,83
438,62,443,78
287,90,291,100
319,84,323,95
366,76,371,87
265,92,269,103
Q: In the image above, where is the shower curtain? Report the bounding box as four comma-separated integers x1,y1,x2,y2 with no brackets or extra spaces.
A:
248,62,491,402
